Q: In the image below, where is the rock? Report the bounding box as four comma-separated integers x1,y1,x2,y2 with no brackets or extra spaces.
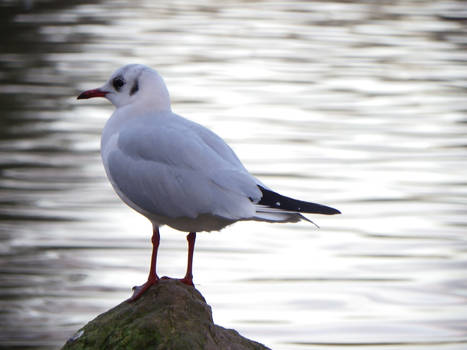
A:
62,279,270,350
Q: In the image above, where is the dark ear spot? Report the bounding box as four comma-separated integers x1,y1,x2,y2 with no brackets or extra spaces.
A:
130,80,139,96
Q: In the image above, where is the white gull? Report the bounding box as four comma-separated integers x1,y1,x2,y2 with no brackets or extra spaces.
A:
77,64,340,301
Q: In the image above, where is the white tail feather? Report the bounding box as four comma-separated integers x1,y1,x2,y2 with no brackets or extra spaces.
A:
253,205,319,227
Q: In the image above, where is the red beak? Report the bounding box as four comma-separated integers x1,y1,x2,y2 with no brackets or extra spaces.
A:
77,88,108,100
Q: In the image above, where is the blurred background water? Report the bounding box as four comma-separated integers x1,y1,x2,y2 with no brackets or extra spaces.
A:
0,0,466,349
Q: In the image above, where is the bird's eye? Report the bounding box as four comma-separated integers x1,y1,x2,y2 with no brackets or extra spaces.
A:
112,77,125,91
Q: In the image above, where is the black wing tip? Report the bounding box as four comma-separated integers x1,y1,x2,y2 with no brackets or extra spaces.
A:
258,185,341,215
323,207,341,215
306,204,341,215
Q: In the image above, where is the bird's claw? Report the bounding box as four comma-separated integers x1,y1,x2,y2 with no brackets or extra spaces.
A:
127,277,159,302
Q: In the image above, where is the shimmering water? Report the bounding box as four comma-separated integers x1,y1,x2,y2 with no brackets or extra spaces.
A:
0,1,466,349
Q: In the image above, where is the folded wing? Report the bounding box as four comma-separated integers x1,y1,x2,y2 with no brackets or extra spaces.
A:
105,113,261,221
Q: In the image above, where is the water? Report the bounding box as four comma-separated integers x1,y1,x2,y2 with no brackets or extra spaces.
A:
0,1,466,349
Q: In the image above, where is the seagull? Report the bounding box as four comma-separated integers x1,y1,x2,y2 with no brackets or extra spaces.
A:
77,64,340,301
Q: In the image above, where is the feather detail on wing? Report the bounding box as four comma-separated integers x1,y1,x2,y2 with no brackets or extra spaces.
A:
251,186,340,224
256,186,340,215
104,114,261,222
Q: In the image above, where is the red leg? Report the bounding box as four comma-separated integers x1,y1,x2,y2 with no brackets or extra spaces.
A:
128,226,160,301
180,232,196,286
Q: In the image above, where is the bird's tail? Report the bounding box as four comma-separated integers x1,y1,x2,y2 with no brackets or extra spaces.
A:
252,186,340,224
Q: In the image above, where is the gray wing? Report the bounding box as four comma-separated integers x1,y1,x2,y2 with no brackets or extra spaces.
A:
105,115,261,221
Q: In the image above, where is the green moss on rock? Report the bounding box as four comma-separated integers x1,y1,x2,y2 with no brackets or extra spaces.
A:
62,279,270,350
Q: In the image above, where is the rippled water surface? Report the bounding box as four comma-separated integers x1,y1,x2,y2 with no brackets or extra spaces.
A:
1,1,466,349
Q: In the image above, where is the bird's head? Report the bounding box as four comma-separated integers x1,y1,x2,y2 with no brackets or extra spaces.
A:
77,64,171,111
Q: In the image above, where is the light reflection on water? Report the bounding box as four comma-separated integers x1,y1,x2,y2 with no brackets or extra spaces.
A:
1,1,466,349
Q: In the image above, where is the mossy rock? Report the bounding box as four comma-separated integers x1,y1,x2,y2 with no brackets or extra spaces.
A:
62,279,270,350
